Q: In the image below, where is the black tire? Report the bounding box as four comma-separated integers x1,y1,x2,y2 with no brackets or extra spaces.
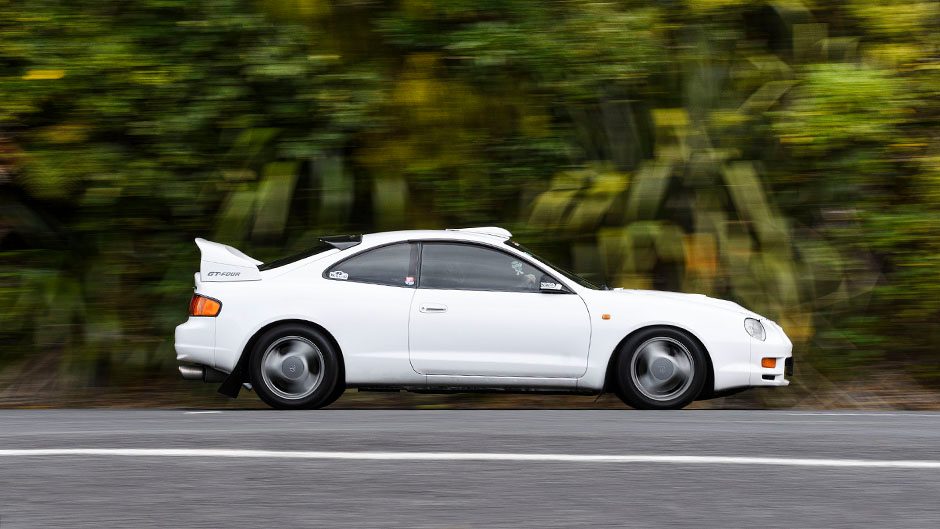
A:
320,379,346,408
249,323,342,410
614,327,707,410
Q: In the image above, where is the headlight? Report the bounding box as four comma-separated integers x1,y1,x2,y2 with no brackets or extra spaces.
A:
744,318,766,341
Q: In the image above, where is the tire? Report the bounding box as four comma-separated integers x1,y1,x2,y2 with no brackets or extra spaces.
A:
320,378,346,408
614,327,707,410
249,323,342,410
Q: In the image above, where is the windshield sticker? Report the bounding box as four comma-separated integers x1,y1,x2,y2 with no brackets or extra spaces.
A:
405,276,415,286
329,270,349,280
511,260,524,275
540,281,563,291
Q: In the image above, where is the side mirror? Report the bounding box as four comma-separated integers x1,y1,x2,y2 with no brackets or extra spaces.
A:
539,276,567,293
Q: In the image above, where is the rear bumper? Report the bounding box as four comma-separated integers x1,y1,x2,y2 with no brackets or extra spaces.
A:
175,317,216,368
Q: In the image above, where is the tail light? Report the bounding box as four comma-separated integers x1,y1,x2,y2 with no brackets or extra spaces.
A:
189,294,222,317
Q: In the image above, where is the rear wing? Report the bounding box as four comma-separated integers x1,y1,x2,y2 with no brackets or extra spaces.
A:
195,238,262,282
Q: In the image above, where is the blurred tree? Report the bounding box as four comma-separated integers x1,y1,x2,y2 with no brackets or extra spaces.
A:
1,0,939,396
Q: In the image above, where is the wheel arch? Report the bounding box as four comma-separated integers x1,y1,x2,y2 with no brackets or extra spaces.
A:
217,318,346,398
603,324,714,398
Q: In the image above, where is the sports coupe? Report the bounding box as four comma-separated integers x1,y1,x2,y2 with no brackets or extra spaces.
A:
175,227,792,409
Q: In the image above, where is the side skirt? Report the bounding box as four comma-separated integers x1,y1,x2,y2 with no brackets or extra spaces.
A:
355,386,599,396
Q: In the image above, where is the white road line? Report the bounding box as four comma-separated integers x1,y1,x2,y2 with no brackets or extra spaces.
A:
786,412,940,417
183,411,222,415
0,449,938,469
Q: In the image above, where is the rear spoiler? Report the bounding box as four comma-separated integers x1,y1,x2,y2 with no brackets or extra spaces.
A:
320,234,361,250
195,238,262,282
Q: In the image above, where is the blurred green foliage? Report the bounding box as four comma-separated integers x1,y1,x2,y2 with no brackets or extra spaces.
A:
1,0,938,390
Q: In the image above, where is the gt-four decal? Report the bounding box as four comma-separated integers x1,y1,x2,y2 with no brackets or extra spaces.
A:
329,270,349,280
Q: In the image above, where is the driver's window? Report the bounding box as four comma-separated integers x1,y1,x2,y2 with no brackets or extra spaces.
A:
419,243,545,293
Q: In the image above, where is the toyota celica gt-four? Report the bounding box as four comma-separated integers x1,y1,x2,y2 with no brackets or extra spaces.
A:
175,227,792,409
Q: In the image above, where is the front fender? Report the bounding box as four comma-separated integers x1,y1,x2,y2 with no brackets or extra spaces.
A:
576,290,753,392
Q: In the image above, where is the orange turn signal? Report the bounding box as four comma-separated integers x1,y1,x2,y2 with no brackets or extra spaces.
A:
189,294,222,317
761,357,777,369
601,314,611,320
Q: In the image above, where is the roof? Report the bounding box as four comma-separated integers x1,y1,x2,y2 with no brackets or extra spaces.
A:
359,227,513,246
447,226,512,239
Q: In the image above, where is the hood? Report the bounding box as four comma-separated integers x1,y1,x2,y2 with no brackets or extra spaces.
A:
611,288,761,318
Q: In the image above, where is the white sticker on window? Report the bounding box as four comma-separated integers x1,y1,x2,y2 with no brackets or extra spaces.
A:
329,270,349,280
540,281,563,291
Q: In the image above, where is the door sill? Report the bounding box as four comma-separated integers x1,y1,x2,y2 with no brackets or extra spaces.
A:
424,374,579,389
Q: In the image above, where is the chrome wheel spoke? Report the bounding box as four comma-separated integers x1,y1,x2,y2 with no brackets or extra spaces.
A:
281,375,309,394
642,342,672,372
307,360,320,377
630,337,695,402
638,372,665,392
284,340,316,358
673,353,693,380
260,336,325,401
262,349,286,383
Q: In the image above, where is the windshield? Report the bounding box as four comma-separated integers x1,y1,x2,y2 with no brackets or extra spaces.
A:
504,240,601,290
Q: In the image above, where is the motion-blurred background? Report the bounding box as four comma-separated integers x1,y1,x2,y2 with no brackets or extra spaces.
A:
0,0,937,409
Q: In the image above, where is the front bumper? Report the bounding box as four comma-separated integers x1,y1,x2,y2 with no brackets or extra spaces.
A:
749,318,793,387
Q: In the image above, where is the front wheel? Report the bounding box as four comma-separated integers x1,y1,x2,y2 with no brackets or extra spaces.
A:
249,324,341,410
614,328,707,410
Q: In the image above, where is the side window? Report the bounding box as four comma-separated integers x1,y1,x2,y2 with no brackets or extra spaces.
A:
326,243,416,287
419,243,547,293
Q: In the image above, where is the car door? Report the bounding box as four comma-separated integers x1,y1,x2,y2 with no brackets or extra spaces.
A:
409,242,591,378
320,242,421,384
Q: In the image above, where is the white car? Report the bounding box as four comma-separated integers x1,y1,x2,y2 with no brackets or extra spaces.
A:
175,227,792,410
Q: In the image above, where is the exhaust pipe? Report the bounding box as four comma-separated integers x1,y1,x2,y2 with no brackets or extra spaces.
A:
178,365,204,380
178,365,228,383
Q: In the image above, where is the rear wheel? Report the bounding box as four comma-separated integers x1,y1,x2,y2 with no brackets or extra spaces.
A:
249,324,341,410
614,327,706,410
320,378,346,408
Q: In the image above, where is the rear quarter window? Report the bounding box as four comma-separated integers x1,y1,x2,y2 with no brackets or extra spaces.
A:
325,243,416,287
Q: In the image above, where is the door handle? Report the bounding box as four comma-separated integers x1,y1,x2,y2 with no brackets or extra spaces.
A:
419,303,448,313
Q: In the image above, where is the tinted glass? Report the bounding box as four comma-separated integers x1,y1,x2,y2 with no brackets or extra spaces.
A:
258,242,333,271
260,235,362,271
504,240,600,289
327,243,415,287
420,243,545,292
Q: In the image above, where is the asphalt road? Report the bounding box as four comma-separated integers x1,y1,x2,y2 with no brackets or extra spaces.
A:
1,410,939,528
